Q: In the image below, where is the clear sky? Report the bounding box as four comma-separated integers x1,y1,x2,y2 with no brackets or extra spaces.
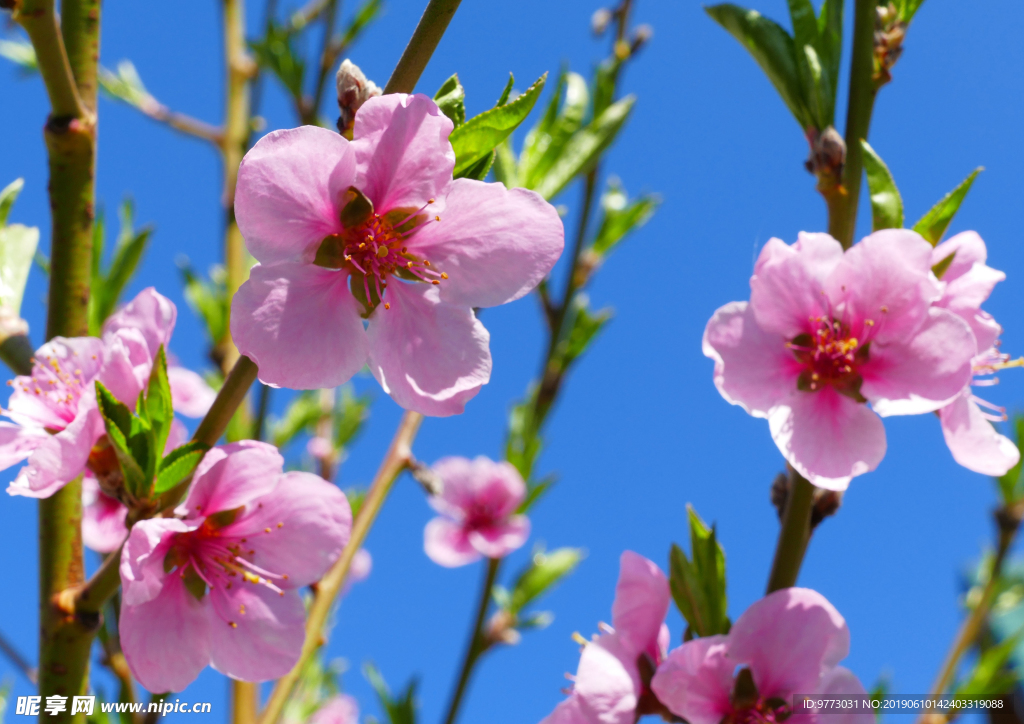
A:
2,0,1024,722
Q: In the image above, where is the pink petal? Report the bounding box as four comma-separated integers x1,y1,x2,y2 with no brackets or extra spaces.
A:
352,94,455,212
650,636,733,724
168,366,217,418
824,229,941,345
0,421,47,470
7,405,105,498
863,308,975,416
82,476,128,553
816,666,875,724
120,517,196,607
750,234,844,337
341,548,373,596
208,584,307,682
99,328,149,405
236,126,356,265
120,574,212,693
940,388,1020,476
181,441,284,518
223,471,352,587
231,263,369,390
938,262,1005,352
467,516,530,558
768,388,886,491
424,517,480,567
539,698,591,724
611,552,670,657
405,179,564,308
102,287,177,357
6,336,106,430
367,281,491,416
310,695,360,724
728,588,849,699
703,301,800,418
574,633,640,724
431,456,526,519
932,231,988,282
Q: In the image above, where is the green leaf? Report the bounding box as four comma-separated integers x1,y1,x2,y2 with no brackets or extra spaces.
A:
491,139,519,188
896,0,926,23
860,140,904,231
953,630,1021,704
450,73,547,177
155,441,209,494
669,506,730,638
496,73,515,106
997,417,1024,506
670,543,709,637
459,151,495,181
433,74,466,127
0,38,38,73
0,222,39,316
95,382,150,497
98,61,155,110
364,664,417,724
520,72,589,190
0,178,25,227
90,200,153,334
333,386,371,451
532,95,635,201
592,57,621,120
508,547,585,614
931,250,955,280
250,22,306,101
912,167,983,245
705,4,810,129
518,473,556,514
562,296,612,366
592,180,660,256
146,346,174,460
816,0,843,100
340,0,384,46
179,260,229,345
269,391,322,448
505,388,543,481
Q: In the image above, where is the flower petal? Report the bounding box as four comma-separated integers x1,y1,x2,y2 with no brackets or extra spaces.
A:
728,587,849,699
120,517,196,606
6,336,105,430
650,636,733,724
82,476,128,553
424,517,480,567
8,405,105,498
431,456,526,519
940,388,1020,476
573,633,640,724
932,231,989,282
467,516,530,559
539,698,591,724
231,263,369,390
863,308,975,416
750,233,844,337
0,422,47,471
310,695,360,724
223,471,352,587
168,366,217,418
815,667,875,724
367,281,491,416
208,585,306,682
236,126,356,265
703,301,800,418
405,179,564,307
768,388,886,491
120,574,212,693
102,287,177,357
611,551,670,658
352,94,455,212
181,441,284,518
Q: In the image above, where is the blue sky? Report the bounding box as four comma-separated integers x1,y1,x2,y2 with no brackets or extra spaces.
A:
2,0,1024,721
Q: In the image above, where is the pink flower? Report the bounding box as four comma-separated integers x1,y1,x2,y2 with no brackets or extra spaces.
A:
230,94,564,416
650,588,872,724
423,456,530,567
540,552,670,724
119,440,351,692
928,232,1020,476
2,336,106,498
703,230,976,490
309,694,359,724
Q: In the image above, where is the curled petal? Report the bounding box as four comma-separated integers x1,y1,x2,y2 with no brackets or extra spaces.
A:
611,551,670,658
120,518,196,607
231,263,369,390
181,440,284,518
367,281,491,416
650,636,733,724
82,476,128,553
573,633,640,724
102,287,177,357
940,388,1020,477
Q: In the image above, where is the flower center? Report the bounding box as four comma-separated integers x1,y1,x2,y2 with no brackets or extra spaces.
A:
788,316,870,402
315,186,446,313
725,668,792,724
10,352,89,425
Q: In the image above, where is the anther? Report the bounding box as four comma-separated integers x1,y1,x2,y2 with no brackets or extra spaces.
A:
431,280,440,285
441,272,448,279
384,303,391,310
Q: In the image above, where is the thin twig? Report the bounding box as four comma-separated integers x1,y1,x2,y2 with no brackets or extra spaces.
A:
383,0,464,95
765,469,816,593
137,102,224,146
301,0,342,126
0,628,37,684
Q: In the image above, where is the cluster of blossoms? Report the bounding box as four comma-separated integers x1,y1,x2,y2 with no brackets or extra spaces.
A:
704,229,1017,489
540,552,871,724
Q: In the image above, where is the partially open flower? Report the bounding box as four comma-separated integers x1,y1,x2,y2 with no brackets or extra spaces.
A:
336,59,382,137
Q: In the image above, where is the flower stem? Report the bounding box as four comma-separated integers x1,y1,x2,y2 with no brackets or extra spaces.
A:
257,410,424,724
831,0,877,248
10,0,86,118
382,0,464,95
920,506,1023,721
766,470,816,593
441,557,501,724
232,682,260,724
193,355,260,447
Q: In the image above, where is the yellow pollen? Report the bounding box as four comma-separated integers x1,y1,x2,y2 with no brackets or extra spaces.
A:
229,621,238,628
431,280,440,285
434,215,441,221
865,319,874,327
881,305,889,313
571,632,588,646
376,246,389,258
243,572,261,584
239,605,246,614
428,198,435,203
264,527,272,533
441,272,448,279
384,303,391,310
407,261,414,268
423,260,431,267
277,522,283,528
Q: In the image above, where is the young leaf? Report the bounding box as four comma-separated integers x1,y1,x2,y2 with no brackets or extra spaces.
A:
997,417,1024,506
931,250,955,280
562,296,612,367
491,139,519,188
250,22,306,102
496,73,515,106
146,346,174,458
95,382,150,497
90,200,153,334
450,73,547,177
269,391,322,448
155,441,210,494
340,0,384,46
0,178,25,227
98,61,156,110
669,506,730,638
508,548,585,614
459,151,496,182
0,179,39,317
364,664,417,724
505,389,543,481
179,260,229,346
911,167,982,245
0,38,39,73
532,95,635,201
669,543,710,637
433,74,466,127
592,180,660,256
705,4,810,130
860,140,904,231
952,631,1021,704
333,386,371,451
520,72,589,190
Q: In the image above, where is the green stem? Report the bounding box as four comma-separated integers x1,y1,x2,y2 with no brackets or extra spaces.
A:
11,0,85,118
257,411,423,724
833,0,877,249
766,471,816,593
193,355,260,448
382,0,464,95
0,334,35,376
441,558,501,724
60,0,102,111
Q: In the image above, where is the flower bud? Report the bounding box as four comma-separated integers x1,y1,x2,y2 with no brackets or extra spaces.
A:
804,125,846,189
630,24,653,54
873,2,906,88
591,8,612,35
335,59,382,137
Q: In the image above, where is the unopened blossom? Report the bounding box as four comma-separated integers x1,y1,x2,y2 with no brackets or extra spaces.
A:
926,232,1019,476
309,694,360,724
336,59,381,135
704,230,975,490
651,588,872,724
540,551,670,724
119,441,351,692
424,456,530,567
231,94,564,416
